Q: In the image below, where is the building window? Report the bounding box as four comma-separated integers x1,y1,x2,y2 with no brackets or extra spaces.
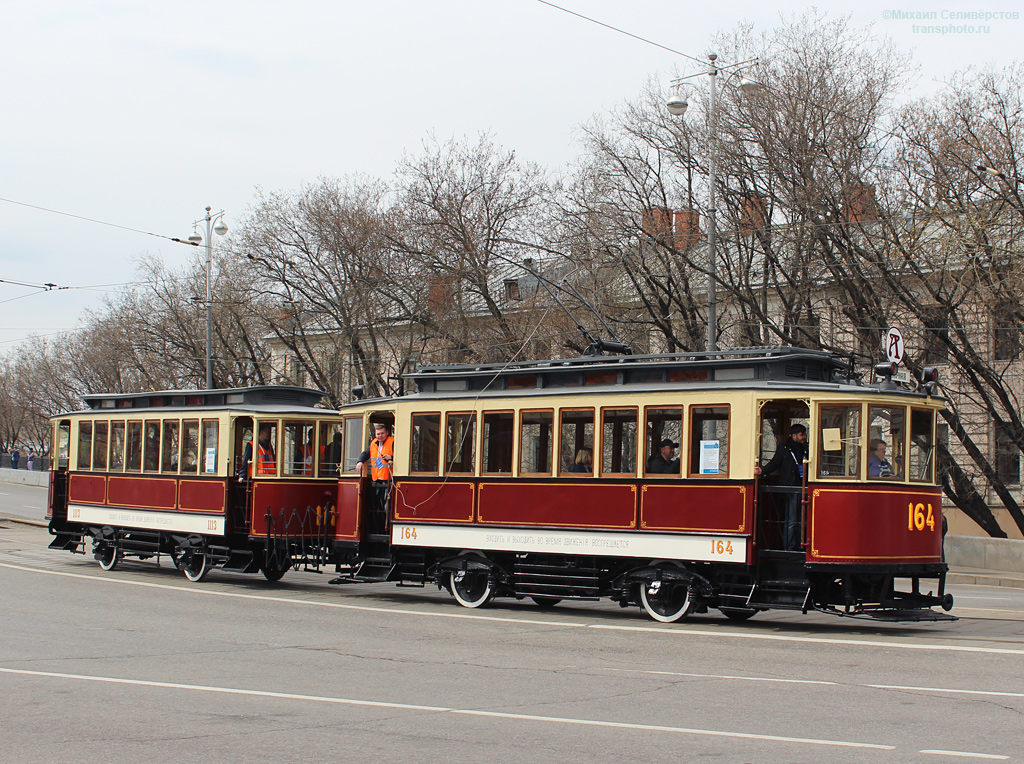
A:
993,304,1022,361
922,307,949,365
995,423,1021,485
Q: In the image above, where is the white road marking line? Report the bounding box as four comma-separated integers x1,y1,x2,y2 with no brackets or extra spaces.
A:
2,561,1023,656
0,666,894,750
919,750,1009,760
613,669,1024,700
870,684,1024,699
613,669,836,686
589,622,1024,655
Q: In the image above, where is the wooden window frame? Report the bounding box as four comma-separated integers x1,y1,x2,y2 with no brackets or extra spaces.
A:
518,408,555,477
687,404,731,479
444,411,477,476
410,412,442,476
643,405,684,477
558,407,595,477
599,406,639,477
481,409,515,476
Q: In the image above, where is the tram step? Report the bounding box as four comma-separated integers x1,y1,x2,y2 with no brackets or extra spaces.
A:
367,534,390,543
48,533,84,552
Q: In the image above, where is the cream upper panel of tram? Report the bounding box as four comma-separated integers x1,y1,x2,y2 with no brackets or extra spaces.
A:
343,387,943,482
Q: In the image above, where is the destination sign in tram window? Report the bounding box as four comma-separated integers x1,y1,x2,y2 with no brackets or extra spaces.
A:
689,406,729,476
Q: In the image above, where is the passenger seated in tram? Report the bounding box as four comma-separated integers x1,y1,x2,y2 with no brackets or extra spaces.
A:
868,439,897,478
571,448,593,474
646,439,681,474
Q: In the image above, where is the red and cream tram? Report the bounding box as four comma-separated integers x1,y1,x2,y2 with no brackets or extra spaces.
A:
46,386,349,581
47,347,954,623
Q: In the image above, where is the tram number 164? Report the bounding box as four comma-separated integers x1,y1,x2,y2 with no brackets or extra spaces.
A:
908,502,936,532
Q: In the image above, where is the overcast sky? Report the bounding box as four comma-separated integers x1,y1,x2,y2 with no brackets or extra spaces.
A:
1,0,1021,349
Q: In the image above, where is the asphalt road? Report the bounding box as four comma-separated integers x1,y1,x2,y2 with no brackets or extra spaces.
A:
2,520,1024,764
0,482,47,523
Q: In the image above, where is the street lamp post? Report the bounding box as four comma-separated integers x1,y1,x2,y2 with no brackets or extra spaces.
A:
667,54,760,352
188,206,228,389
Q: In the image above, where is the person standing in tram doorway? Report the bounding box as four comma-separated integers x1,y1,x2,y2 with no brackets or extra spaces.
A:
356,423,394,515
754,423,808,551
240,424,276,478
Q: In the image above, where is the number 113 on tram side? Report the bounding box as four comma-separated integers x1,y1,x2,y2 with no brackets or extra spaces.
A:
330,347,954,623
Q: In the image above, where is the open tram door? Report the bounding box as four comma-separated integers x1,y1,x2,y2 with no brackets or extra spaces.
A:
228,416,254,533
755,400,809,555
349,410,396,579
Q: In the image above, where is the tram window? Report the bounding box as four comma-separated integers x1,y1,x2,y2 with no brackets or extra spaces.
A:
560,409,594,476
161,420,180,473
180,419,199,474
482,411,514,474
445,413,476,475
342,417,363,473
109,421,125,472
868,406,905,480
283,421,315,476
126,422,143,472
411,413,440,474
817,404,861,479
77,422,93,470
689,406,729,476
519,410,553,475
93,421,108,471
601,408,638,476
143,421,161,472
202,420,220,474
320,421,344,476
909,408,936,483
645,407,683,477
56,420,71,470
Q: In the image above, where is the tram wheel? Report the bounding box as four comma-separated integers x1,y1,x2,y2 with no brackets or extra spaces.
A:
450,569,493,608
181,550,209,583
531,596,562,609
261,555,290,582
96,543,120,572
719,607,759,622
639,578,693,623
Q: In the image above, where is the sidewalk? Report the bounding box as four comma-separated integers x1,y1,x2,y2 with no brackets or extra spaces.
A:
946,567,1024,589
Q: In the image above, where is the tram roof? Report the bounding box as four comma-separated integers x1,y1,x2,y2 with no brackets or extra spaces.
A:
402,346,860,396
73,385,329,415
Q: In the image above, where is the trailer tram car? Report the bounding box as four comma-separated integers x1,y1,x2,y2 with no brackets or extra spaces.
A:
47,386,347,582
46,347,955,624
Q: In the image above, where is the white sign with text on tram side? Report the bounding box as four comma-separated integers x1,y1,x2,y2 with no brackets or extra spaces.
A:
391,524,747,563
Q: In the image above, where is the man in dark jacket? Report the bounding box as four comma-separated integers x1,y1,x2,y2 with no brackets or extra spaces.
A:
755,423,808,550
647,439,681,474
